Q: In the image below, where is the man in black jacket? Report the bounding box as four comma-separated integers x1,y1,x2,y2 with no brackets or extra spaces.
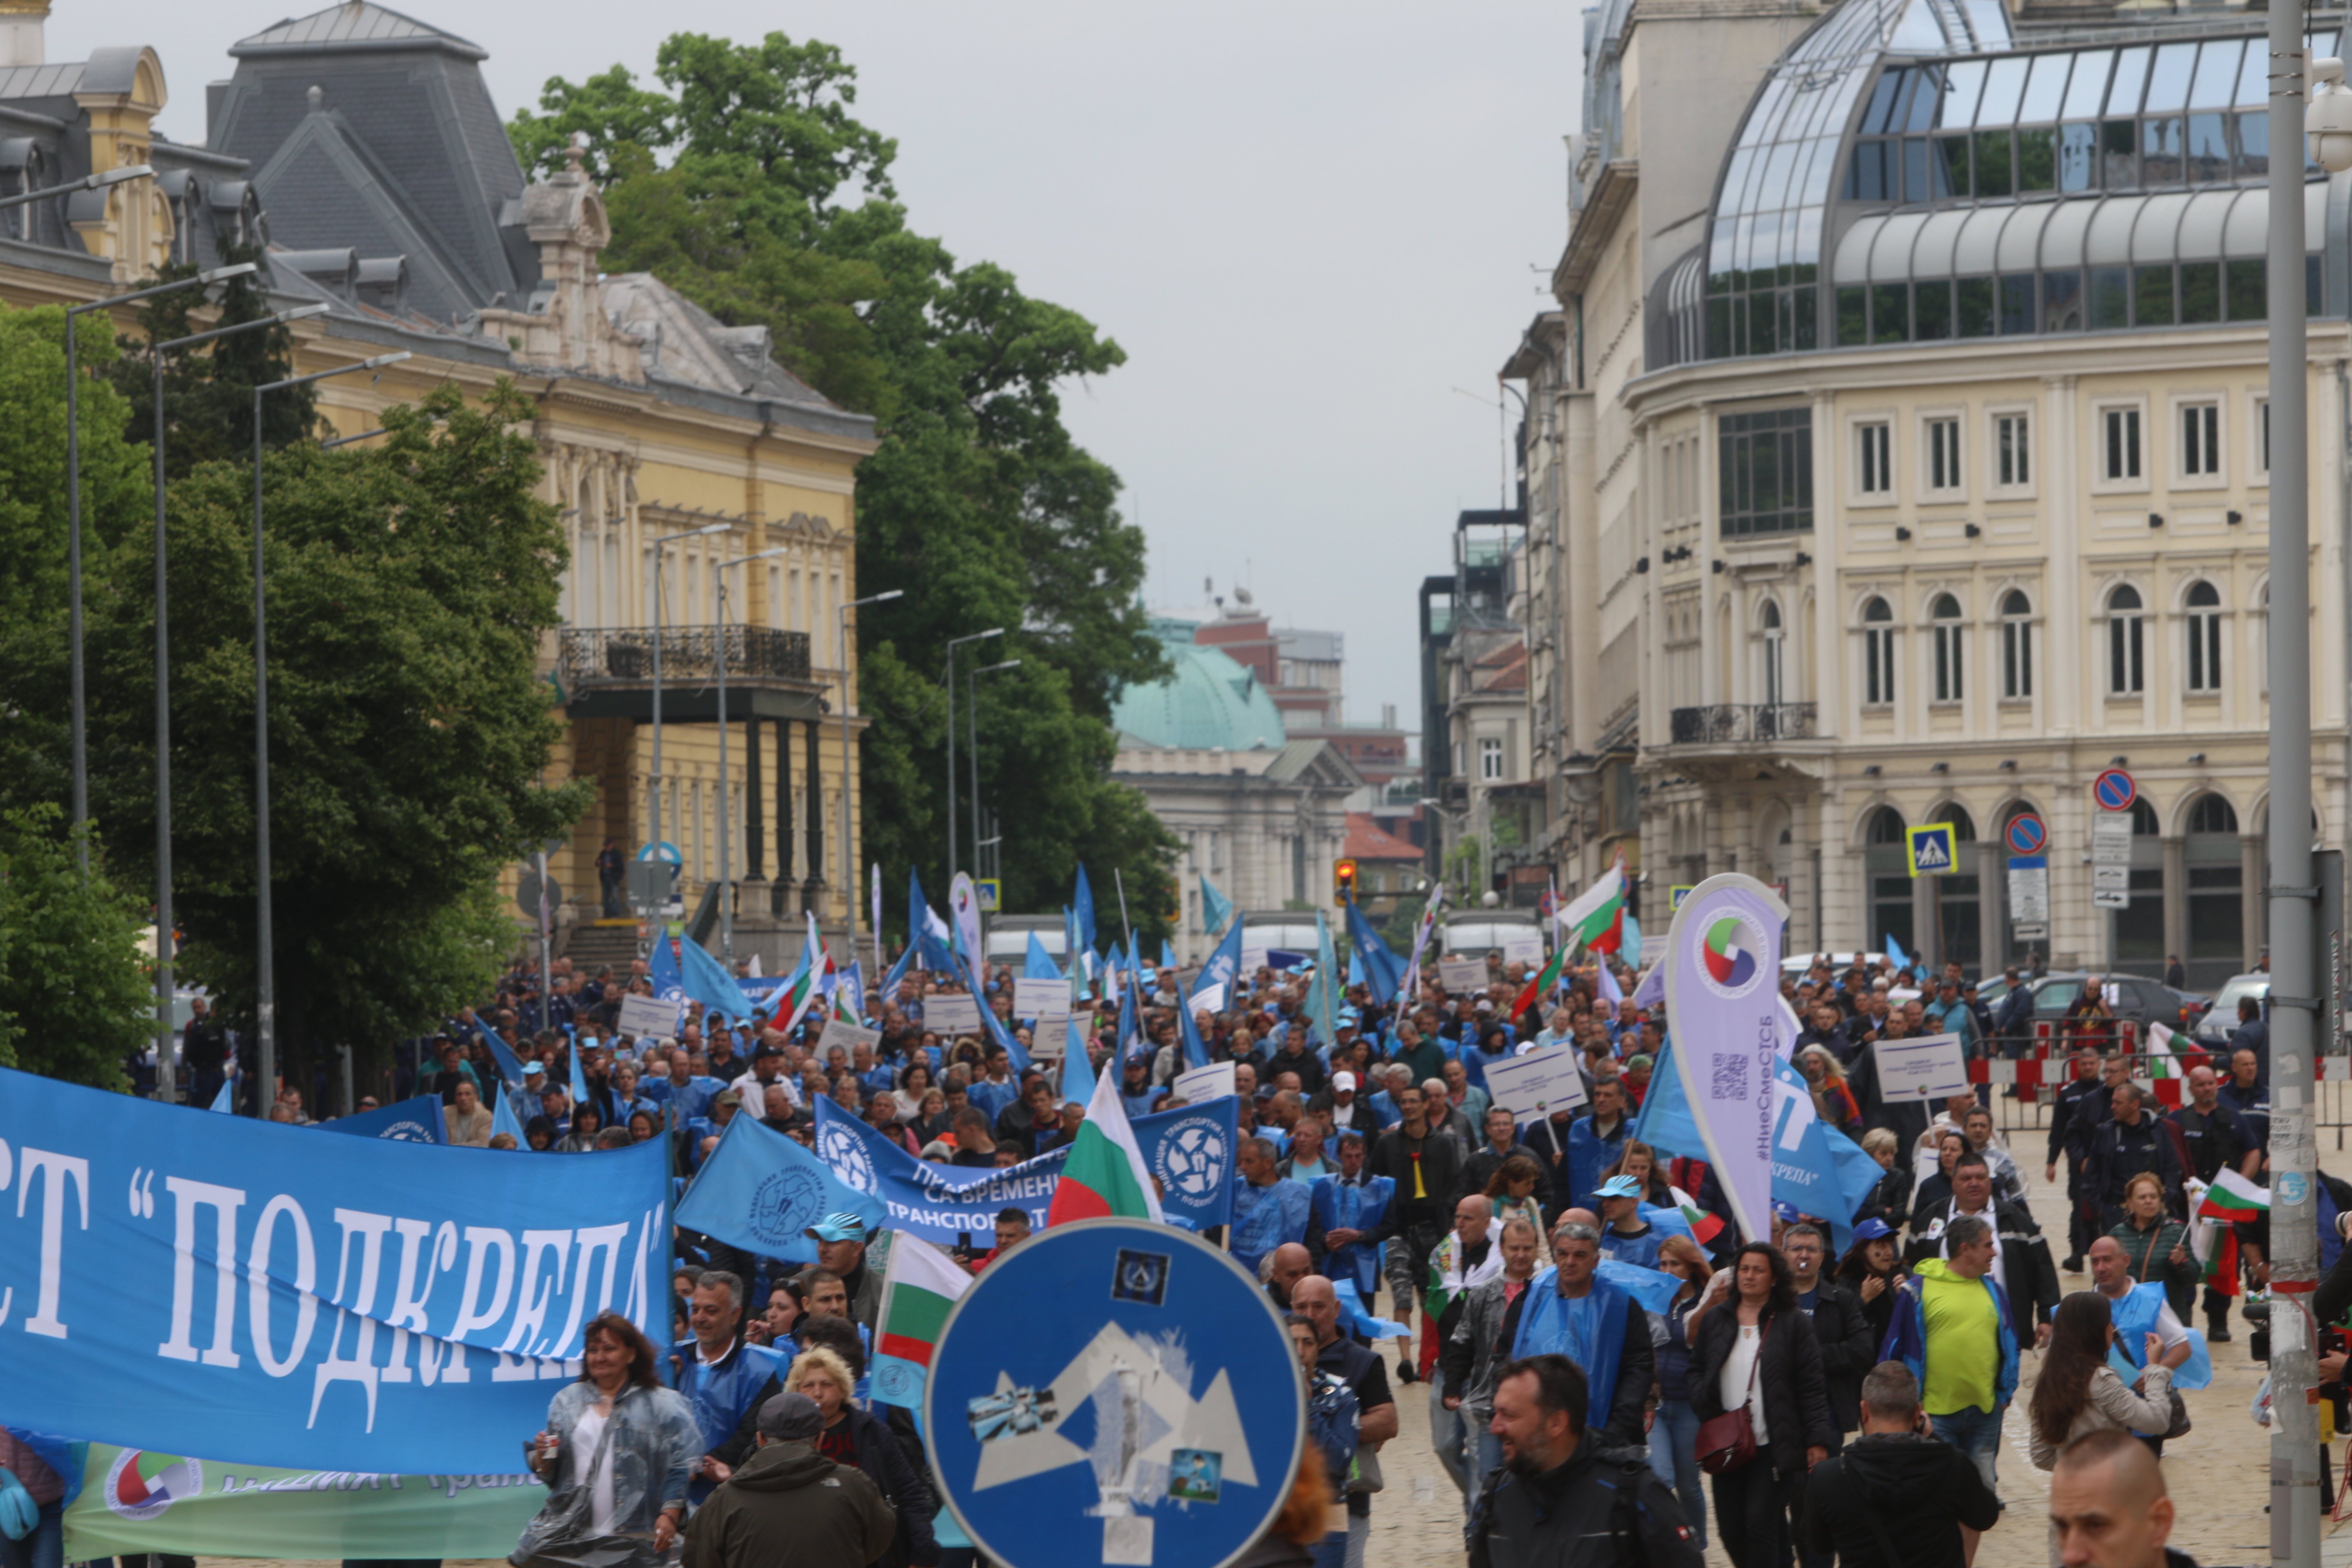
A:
2046,1046,2122,1269
1368,1084,1464,1339
1805,1362,2000,1568
1468,1354,1702,1568
1460,1106,1552,1214
2089,1082,2185,1231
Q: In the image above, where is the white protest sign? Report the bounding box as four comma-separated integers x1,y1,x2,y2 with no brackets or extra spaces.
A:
1011,977,1065,1019
926,994,983,1034
1482,1045,1589,1121
1438,958,1489,995
1871,1032,1971,1101
1189,982,1228,1016
616,992,683,1040
817,1018,883,1059
1501,932,1547,968
1172,1060,1238,1105
1240,944,1270,977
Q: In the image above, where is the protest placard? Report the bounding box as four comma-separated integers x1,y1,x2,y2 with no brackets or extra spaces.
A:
1011,977,1065,1019
1871,1032,1970,1100
1437,958,1488,994
818,1018,884,1059
1501,932,1547,968
926,994,982,1034
1483,1045,1589,1121
616,991,683,1039
1173,1060,1238,1105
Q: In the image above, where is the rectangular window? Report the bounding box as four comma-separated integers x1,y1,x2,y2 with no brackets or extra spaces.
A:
2101,118,2138,186
1999,273,2038,334
2135,265,2177,327
1995,413,2031,488
2103,407,2143,481
1718,408,1814,538
1914,280,1954,340
1838,285,1869,346
1956,276,1996,338
1479,738,1504,781
2091,267,2131,330
1926,417,1962,493
2257,397,2270,476
2003,616,2033,699
2181,401,2222,476
1974,130,2013,197
2044,270,2084,331
2187,610,2222,692
1857,421,1894,496
1933,622,1963,703
2016,126,2057,192
2110,610,2144,694
2180,261,2221,324
1872,284,1910,343
1864,627,1895,706
2058,122,2098,192
2142,116,2185,183
1937,135,1972,198
2226,258,2266,322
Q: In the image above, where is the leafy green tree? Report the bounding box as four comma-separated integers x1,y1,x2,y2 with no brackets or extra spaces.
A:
0,806,152,1090
77,382,591,1090
109,246,319,481
512,33,1180,951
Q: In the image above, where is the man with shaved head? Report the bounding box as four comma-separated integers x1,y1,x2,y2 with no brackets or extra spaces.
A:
2047,1428,2186,1568
1263,1241,1313,1310
1292,1274,1399,1568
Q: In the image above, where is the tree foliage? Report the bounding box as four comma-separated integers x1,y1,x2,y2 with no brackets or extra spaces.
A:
0,807,152,1090
513,33,1181,948
109,246,320,481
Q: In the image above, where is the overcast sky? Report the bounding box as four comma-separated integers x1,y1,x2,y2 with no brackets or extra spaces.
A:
64,2,1583,732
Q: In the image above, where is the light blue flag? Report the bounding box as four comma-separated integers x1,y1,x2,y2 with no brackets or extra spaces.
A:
1343,897,1403,1006
1596,961,1623,1006
675,1111,886,1265
1059,1029,1097,1106
1632,962,1665,1010
1177,989,1212,1070
1883,928,1909,975
490,1088,525,1145
478,1020,527,1091
569,1032,590,1109
209,1069,237,1114
1347,947,1365,988
881,935,916,1005
838,960,866,1025
680,930,747,1024
1161,939,1176,971
1198,873,1233,936
1073,865,1098,955
324,1094,447,1144
1117,968,1144,1063
1620,914,1645,971
959,954,1030,1074
1596,1259,1681,1314
1195,916,1245,1001
1025,932,1062,981
1332,1277,1410,1341
1306,909,1339,1047
649,929,684,1000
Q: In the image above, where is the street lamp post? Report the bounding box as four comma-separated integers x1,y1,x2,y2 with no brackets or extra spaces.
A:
147,300,329,1106
838,588,903,954
712,547,787,971
62,257,257,868
646,521,732,933
0,162,152,212
943,627,1005,881
966,656,1021,884
249,350,410,1115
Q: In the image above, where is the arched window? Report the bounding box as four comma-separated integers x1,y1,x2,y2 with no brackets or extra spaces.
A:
2000,589,2033,699
1930,593,1964,703
2107,585,2144,695
1867,806,1909,844
2188,793,2239,834
2131,798,2160,835
1862,597,1895,706
1760,600,1785,706
2185,580,2223,693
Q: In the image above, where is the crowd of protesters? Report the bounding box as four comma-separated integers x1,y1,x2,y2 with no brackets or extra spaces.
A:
106,927,2293,1568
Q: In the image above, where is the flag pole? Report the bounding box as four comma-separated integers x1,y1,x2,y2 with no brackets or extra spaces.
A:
1113,867,1135,951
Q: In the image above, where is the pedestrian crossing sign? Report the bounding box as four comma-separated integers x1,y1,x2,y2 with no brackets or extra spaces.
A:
1906,823,1958,877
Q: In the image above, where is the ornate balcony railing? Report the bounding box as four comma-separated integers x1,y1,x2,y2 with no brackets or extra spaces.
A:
1667,702,1818,745
557,625,813,690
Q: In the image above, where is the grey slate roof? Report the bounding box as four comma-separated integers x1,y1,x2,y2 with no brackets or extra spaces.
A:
601,274,839,410
233,3,485,60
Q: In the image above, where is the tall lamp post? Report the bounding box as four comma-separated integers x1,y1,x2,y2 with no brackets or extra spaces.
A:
837,588,903,954
967,656,1021,884
712,546,787,970
2268,37,2352,1565
942,627,1005,881
647,521,733,907
62,253,257,870
249,350,410,1115
148,300,329,1105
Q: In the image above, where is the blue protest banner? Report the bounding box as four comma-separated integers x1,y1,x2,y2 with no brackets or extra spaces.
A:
1343,897,1403,1005
1198,872,1233,937
1194,919,1244,1002
0,1066,669,1474
679,929,747,1023
1595,1259,1681,1314
1176,991,1212,1071
675,1113,885,1265
1024,933,1060,981
1072,865,1097,956
923,1219,1303,1568
490,1090,524,1146
957,955,1030,1075
320,1095,444,1144
812,1096,1237,1241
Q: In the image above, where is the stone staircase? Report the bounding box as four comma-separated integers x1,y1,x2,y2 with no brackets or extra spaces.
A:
560,919,640,977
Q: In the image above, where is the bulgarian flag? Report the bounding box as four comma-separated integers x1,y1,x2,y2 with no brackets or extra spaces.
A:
1510,943,1570,1021
2189,1173,2265,1298
2198,1167,2269,1221
870,1236,971,1409
2146,1022,2190,1106
1671,1187,1728,1244
1562,859,1629,954
1046,1050,1164,1225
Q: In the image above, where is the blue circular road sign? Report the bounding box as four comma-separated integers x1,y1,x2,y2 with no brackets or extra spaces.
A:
2004,812,2048,856
2092,769,2137,813
637,840,682,864
925,1217,1305,1568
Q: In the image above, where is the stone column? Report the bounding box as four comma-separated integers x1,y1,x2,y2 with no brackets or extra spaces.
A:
774,717,794,916
2241,831,2266,972
2162,835,2188,973
1978,839,2005,971
802,717,826,916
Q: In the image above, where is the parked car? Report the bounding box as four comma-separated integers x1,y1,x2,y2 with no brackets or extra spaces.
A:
2028,971,2211,1039
2191,973,2270,1048
1779,952,1890,980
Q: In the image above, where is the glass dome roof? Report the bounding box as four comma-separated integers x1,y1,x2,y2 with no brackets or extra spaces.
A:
1111,621,1289,753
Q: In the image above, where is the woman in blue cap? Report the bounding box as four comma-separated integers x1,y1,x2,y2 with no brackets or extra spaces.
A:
1834,1218,1908,1347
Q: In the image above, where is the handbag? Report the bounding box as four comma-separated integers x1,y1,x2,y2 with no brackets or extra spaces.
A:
1696,1317,1766,1475
2162,1388,2193,1439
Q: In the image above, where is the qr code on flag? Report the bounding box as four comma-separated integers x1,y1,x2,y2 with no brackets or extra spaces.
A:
1709,1056,1749,1102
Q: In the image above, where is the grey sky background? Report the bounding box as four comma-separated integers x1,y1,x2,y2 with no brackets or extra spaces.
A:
62,2,1584,733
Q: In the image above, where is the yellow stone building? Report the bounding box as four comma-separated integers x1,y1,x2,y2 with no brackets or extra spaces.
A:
0,0,878,971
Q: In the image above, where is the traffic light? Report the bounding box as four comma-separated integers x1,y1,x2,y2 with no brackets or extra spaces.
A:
1334,858,1358,905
